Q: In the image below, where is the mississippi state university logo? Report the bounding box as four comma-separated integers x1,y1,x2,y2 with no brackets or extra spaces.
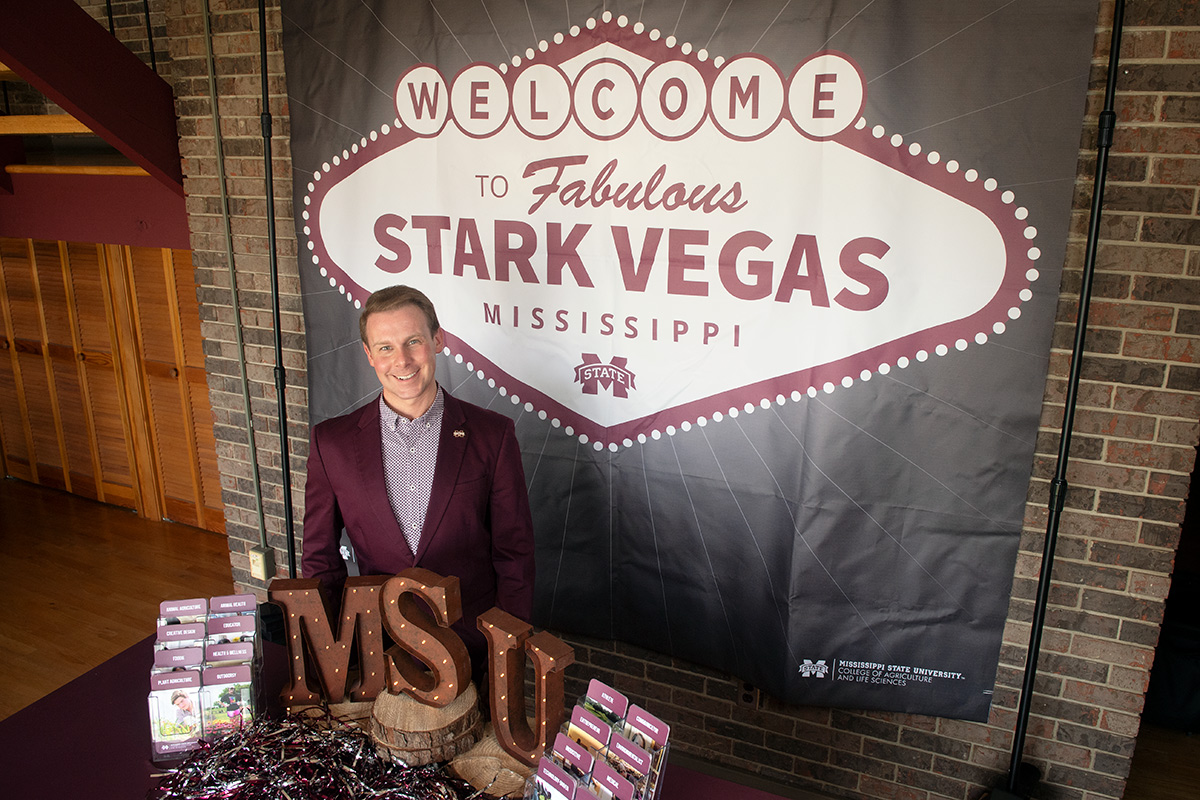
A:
799,660,829,679
302,13,1042,450
575,355,636,398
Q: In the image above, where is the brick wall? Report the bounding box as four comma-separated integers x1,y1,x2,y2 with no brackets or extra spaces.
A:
78,0,171,75
2,71,51,116
136,1,1200,798
151,0,307,589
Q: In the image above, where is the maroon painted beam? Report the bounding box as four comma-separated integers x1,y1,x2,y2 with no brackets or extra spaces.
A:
0,0,184,196
0,171,189,249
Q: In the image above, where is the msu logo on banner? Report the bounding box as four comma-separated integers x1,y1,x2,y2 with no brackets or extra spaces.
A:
574,355,636,398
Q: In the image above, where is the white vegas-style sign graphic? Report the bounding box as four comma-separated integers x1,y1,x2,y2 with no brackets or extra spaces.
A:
302,13,1040,449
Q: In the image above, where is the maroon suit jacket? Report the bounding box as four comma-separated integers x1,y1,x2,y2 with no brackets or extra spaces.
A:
301,389,535,663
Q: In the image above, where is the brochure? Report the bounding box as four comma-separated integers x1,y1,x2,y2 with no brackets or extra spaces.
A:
157,598,208,626
200,664,254,736
205,640,256,666
582,679,627,727
534,757,577,800
552,731,595,783
208,593,257,617
153,646,204,673
603,731,651,792
155,622,206,651
148,670,203,758
206,614,256,644
567,706,611,755
590,760,635,800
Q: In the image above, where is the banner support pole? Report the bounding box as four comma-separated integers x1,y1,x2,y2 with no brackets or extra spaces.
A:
994,2,1125,797
257,0,298,578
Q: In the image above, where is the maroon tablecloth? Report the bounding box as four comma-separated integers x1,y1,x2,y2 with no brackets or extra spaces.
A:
661,762,797,800
0,635,290,798
0,635,790,800
0,634,181,797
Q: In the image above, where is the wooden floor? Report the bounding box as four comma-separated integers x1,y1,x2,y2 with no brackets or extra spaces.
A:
1123,724,1200,800
0,478,233,721
0,478,1196,799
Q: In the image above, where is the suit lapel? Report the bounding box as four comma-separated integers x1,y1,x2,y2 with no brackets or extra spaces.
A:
355,397,412,566
416,390,467,562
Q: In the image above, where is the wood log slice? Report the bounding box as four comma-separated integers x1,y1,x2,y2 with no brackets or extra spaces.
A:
370,682,483,766
446,723,534,798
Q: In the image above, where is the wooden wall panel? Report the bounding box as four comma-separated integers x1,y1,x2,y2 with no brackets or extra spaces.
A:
1,240,66,489
49,360,94,498
31,240,90,498
173,249,224,529
85,364,137,510
2,240,39,337
32,243,72,344
147,371,195,520
64,241,135,506
54,242,105,502
173,249,206,369
0,237,225,532
192,378,224,522
128,246,198,529
66,243,111,352
19,350,64,489
0,364,30,480
0,243,34,482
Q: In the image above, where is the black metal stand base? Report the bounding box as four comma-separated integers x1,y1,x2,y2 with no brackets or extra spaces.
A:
982,761,1041,800
981,790,1025,800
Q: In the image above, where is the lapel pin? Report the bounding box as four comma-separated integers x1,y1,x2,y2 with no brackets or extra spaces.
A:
453,429,466,438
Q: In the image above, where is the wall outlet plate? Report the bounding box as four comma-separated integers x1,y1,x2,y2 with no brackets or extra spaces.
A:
248,546,275,581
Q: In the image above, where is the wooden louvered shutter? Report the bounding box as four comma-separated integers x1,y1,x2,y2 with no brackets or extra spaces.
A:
65,241,140,508
122,245,225,531
0,237,225,533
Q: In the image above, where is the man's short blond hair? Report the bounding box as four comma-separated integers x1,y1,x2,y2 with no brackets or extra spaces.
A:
359,285,441,344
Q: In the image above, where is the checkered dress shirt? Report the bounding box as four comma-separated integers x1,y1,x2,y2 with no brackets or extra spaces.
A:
379,388,444,554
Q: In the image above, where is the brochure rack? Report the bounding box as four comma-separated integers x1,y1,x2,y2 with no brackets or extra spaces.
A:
527,679,671,800
147,595,261,761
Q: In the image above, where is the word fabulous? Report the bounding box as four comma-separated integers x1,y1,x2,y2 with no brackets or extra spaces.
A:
269,568,573,767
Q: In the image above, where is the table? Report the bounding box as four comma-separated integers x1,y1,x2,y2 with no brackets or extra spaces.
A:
0,634,795,800
0,633,183,797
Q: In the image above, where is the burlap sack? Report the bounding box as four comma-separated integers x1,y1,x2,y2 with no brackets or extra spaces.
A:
446,723,535,798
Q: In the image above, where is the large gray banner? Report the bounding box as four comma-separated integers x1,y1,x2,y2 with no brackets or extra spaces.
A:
283,0,1098,720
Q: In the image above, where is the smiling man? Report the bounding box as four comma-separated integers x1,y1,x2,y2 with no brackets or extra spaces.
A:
301,285,536,674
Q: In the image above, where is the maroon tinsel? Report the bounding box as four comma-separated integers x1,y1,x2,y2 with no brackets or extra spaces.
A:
148,709,488,800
